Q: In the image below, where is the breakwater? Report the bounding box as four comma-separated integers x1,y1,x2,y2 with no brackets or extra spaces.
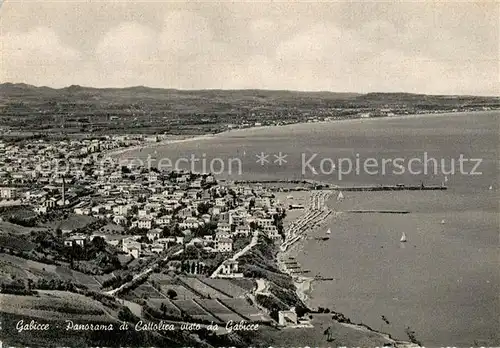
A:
230,180,446,192
346,210,411,214
339,185,447,191
232,179,335,189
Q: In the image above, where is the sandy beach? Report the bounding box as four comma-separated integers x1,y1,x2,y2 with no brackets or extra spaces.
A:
275,190,336,307
103,133,217,158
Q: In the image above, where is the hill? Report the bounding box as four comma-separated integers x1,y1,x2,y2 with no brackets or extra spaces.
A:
1,83,498,135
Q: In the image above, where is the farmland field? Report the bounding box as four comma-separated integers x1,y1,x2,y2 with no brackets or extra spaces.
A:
0,221,45,235
229,278,256,292
132,283,163,299
195,299,246,322
147,299,182,317
179,276,230,299
198,277,248,298
159,284,197,300
43,214,96,231
172,300,207,316
0,290,115,322
149,272,175,284
173,299,219,322
219,298,272,322
0,233,35,251
0,254,101,290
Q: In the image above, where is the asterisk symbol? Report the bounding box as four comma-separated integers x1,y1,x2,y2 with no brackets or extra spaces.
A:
256,152,270,165
274,152,288,166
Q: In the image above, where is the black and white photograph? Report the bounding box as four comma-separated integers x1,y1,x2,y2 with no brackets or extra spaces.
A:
0,1,498,347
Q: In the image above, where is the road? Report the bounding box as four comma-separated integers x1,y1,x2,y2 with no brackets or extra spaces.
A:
210,231,259,278
104,248,183,296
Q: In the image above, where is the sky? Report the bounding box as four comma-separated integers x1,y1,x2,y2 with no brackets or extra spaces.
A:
0,1,498,95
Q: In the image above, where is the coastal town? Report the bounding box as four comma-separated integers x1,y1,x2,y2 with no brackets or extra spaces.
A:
0,134,285,273
0,131,429,347
0,135,318,343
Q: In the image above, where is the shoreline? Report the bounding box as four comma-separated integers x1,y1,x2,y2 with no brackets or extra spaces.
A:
102,133,216,158
276,190,335,306
101,109,497,160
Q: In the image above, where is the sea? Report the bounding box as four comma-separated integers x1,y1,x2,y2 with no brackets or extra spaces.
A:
117,111,499,347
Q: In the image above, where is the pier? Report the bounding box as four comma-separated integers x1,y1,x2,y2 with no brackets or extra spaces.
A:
232,179,335,190
346,210,411,214
338,184,447,191
314,276,334,281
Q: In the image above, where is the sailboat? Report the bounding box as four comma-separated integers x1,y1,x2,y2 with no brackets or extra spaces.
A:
441,219,446,224
337,191,344,201
444,175,448,183
489,185,493,190
400,232,407,243
326,228,331,235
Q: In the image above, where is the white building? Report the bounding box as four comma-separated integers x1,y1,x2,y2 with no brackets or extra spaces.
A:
235,224,251,237
155,215,172,226
138,217,152,229
218,260,243,278
147,229,161,241
278,308,298,326
64,234,87,247
215,238,233,252
0,187,19,200
257,218,274,228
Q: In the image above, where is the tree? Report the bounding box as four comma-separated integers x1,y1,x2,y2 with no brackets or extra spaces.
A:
166,289,177,300
197,202,212,215
118,307,139,323
92,236,107,251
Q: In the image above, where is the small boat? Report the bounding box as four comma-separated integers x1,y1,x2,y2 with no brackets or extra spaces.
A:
441,219,446,224
326,228,331,235
489,185,493,190
337,191,344,201
315,237,330,241
400,232,407,243
444,175,449,183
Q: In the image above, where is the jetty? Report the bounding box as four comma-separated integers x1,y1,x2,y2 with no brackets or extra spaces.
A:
232,179,336,191
314,276,334,281
338,184,447,191
346,210,411,214
290,269,311,274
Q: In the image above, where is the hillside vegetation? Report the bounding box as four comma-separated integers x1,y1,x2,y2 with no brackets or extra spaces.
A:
1,83,498,135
